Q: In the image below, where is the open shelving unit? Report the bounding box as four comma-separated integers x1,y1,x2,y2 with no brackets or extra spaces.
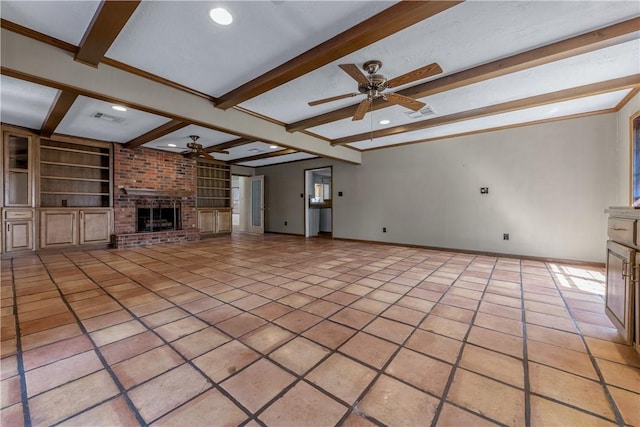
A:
196,160,231,208
39,139,112,208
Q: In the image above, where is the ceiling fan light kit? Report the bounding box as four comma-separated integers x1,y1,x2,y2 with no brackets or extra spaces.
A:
308,60,442,121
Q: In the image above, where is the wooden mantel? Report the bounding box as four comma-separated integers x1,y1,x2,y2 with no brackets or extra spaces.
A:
118,186,193,198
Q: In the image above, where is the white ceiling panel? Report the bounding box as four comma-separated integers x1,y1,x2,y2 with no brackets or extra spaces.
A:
350,90,631,150
106,1,395,96
239,152,318,168
214,141,284,163
143,124,238,153
309,40,640,139
0,75,59,130
55,96,172,143
241,0,640,123
0,0,100,45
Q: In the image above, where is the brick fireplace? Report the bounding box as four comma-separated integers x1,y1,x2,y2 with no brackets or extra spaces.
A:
112,145,199,248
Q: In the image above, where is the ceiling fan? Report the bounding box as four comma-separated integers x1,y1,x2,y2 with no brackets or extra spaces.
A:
181,135,228,160
308,60,442,121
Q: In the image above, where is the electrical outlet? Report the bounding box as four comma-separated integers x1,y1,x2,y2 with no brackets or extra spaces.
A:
284,221,287,226
480,187,489,194
338,191,343,197
503,233,509,240
300,193,303,198
383,227,387,233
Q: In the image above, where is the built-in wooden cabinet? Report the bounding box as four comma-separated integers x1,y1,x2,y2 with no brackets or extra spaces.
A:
3,209,34,252
196,160,231,235
40,208,112,249
605,208,639,353
197,208,232,235
1,126,114,254
3,131,34,207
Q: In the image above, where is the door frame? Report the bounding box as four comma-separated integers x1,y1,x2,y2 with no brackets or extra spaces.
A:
304,166,333,238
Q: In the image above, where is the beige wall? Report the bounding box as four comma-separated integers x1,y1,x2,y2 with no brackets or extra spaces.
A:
258,113,619,263
615,92,640,205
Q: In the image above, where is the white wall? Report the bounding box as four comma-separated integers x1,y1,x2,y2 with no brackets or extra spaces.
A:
257,113,619,263
615,93,640,205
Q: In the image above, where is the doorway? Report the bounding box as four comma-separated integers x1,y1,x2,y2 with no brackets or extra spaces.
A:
233,174,265,234
304,167,332,238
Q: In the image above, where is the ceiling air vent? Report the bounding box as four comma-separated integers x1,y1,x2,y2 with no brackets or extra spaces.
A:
248,148,263,153
404,106,436,119
93,112,125,123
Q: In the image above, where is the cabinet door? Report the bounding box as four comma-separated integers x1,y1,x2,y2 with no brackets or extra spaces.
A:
5,220,33,252
216,209,232,233
80,210,111,245
605,241,635,345
198,209,216,234
636,257,640,353
40,210,78,248
4,133,32,206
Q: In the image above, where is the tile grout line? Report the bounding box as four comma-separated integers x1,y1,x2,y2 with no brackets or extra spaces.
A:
34,253,149,427
9,258,33,427
543,261,626,426
71,250,260,426
429,254,502,427
519,259,532,427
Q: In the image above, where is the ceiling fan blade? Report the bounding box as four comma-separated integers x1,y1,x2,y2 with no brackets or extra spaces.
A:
387,62,443,88
339,64,370,85
384,92,426,111
352,98,372,121
308,93,358,106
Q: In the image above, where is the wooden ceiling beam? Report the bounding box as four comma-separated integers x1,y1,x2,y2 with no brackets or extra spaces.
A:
332,74,640,145
75,0,141,67
230,148,297,164
289,17,640,133
205,137,254,153
40,90,79,137
215,1,462,110
124,119,188,148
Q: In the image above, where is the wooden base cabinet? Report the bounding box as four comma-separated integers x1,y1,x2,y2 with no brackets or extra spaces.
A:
605,208,640,353
197,208,231,235
3,209,34,253
605,241,635,345
40,208,112,249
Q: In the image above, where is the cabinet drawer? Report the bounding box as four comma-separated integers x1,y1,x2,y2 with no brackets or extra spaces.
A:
608,218,636,245
5,210,33,220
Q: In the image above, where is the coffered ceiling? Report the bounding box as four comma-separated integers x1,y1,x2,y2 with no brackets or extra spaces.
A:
1,1,639,167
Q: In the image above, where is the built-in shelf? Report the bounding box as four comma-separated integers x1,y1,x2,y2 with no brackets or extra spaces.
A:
40,139,112,208
196,161,230,208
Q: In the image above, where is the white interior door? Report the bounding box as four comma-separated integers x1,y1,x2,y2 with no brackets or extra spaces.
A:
249,175,264,234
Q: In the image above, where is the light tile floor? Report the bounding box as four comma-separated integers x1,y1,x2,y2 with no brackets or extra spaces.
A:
1,233,639,426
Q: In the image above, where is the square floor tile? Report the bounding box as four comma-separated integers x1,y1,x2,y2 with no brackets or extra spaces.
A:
363,317,413,344
529,395,617,427
274,310,322,333
357,375,439,426
339,332,398,369
221,359,295,413
405,329,462,364
306,353,376,405
270,337,330,375
25,350,103,397
113,345,183,389
447,368,524,426
528,362,615,420
458,344,524,388
385,348,451,397
239,323,294,354
258,381,346,426
151,389,247,427
193,340,260,382
302,320,356,349
128,364,210,423
215,313,267,338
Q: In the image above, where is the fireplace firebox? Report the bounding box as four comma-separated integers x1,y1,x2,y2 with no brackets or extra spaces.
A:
136,199,181,232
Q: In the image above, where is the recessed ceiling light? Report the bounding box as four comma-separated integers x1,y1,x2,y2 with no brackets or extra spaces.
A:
379,119,390,125
270,145,278,149
168,143,177,147
111,105,127,112
209,8,232,25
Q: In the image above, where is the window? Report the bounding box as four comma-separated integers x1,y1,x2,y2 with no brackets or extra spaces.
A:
314,183,330,202
633,112,640,207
